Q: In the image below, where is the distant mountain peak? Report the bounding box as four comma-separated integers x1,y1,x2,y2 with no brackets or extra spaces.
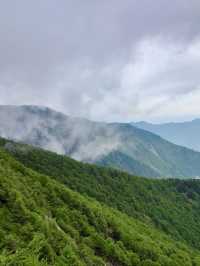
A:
132,118,200,152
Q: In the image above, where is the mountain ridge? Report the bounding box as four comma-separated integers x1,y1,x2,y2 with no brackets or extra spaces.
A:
1,105,200,178
132,119,200,152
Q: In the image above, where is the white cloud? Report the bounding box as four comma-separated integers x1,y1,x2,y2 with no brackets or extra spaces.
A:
81,37,200,122
119,37,200,121
0,1,200,123
0,37,200,123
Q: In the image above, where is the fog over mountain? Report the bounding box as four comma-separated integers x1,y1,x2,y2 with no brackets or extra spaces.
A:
2,105,200,178
0,105,121,161
0,1,200,175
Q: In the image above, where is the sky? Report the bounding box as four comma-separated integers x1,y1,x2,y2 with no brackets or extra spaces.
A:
0,0,200,123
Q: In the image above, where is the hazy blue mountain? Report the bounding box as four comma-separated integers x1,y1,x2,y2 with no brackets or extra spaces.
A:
132,120,200,152
1,105,200,178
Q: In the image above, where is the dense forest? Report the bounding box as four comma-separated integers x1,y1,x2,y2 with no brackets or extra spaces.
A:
2,138,200,249
1,138,200,265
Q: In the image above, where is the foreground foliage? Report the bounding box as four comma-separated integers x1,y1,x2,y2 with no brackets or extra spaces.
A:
2,139,200,251
1,148,200,265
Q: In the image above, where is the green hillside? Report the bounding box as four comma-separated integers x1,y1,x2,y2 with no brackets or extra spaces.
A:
97,150,159,177
111,123,200,178
2,138,200,252
1,146,200,265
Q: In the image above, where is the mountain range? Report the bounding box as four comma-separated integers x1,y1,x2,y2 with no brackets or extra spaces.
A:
132,120,200,152
1,105,200,178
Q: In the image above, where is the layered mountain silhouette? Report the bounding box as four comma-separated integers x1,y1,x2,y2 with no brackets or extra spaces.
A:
132,120,200,152
1,105,200,178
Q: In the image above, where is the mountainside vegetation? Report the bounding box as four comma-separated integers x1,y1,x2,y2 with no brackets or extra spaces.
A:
2,105,200,178
1,145,200,265
1,138,200,253
97,150,160,177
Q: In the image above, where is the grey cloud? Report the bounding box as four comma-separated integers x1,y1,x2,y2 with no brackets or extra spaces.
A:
0,0,200,122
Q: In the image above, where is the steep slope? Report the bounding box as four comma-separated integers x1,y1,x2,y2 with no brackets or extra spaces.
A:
1,148,199,265
97,151,159,177
2,105,200,178
132,120,200,152
2,138,200,251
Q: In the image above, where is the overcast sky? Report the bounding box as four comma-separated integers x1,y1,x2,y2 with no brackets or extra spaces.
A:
0,0,200,122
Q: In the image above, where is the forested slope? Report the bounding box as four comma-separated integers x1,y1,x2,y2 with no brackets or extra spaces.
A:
1,148,200,265
1,138,200,252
